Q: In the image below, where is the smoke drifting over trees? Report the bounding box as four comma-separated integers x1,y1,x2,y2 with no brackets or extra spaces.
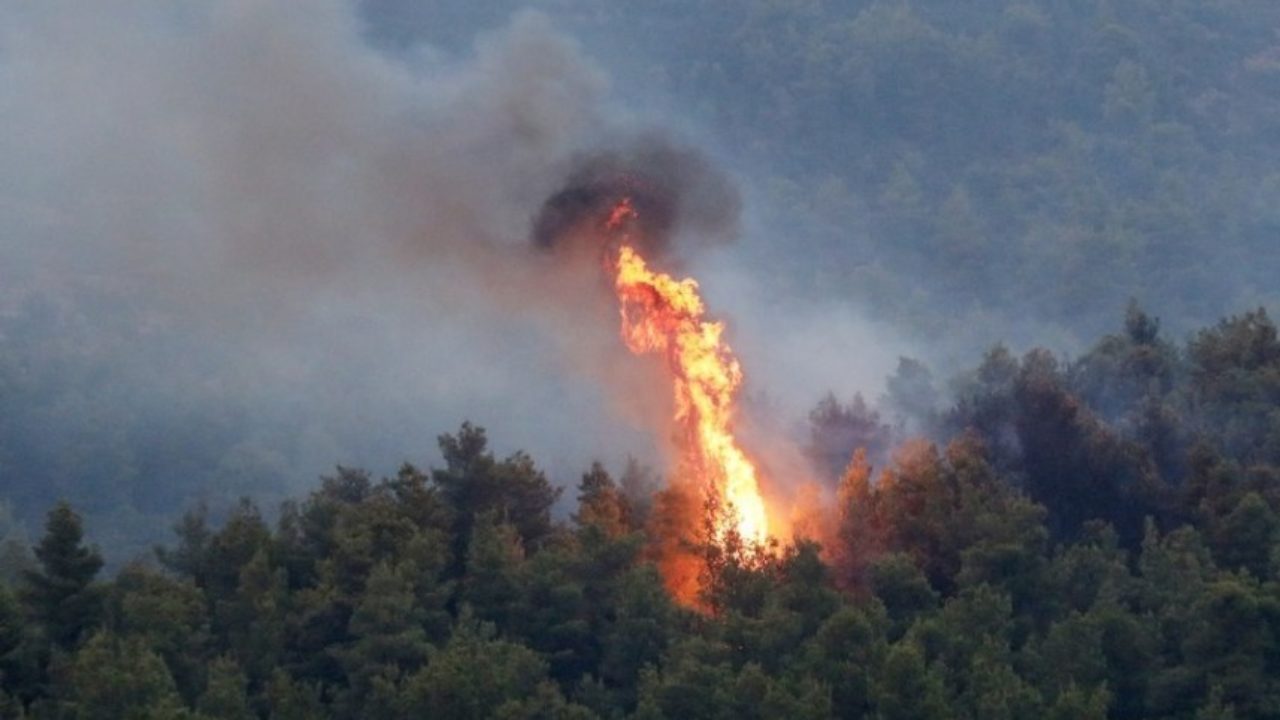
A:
0,1,775,554
6,306,1280,718
0,0,898,557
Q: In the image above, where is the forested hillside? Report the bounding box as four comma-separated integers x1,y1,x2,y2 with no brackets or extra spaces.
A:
371,0,1280,342
3,307,1280,718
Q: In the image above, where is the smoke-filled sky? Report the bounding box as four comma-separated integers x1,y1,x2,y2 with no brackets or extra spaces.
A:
14,0,1272,558
0,0,905,549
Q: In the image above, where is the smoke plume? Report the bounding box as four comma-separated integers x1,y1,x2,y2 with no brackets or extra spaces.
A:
0,0,905,559
531,136,742,259
0,1,680,536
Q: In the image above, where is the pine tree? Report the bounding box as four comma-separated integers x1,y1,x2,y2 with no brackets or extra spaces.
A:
264,669,328,720
21,502,103,649
574,462,631,539
434,423,561,573
197,656,254,720
401,612,550,720
460,513,524,630
59,632,187,720
870,643,950,720
1045,684,1109,720
338,561,430,712
1212,492,1279,579
109,563,210,702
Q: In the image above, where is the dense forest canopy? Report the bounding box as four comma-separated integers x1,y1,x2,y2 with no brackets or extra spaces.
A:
3,307,1280,718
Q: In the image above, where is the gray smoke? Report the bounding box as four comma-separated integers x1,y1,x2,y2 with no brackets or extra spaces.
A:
531,135,741,259
0,0,906,557
0,1,663,533
0,2,612,304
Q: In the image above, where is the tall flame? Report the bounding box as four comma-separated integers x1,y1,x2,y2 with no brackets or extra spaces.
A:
605,199,769,547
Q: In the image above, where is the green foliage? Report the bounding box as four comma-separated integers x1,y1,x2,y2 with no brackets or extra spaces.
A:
797,602,888,719
837,436,1046,600
21,503,104,649
5,0,1280,595
1212,493,1279,579
0,501,33,587
196,656,254,720
9,303,1280,717
1046,684,1109,720
1189,310,1280,464
870,642,949,720
461,513,525,629
401,613,551,720
55,631,187,720
105,563,210,700
1015,349,1163,543
263,669,327,720
434,422,562,563
336,561,430,713
584,0,1280,340
868,553,938,638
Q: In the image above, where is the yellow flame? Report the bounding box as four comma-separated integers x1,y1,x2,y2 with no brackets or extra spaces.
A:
613,242,769,546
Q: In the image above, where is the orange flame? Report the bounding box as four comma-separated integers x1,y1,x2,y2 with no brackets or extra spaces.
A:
605,199,769,548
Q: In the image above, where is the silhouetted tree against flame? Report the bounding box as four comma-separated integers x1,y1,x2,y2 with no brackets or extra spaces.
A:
833,448,882,591
619,456,659,531
698,502,774,619
645,479,706,606
834,436,1046,600
574,462,633,540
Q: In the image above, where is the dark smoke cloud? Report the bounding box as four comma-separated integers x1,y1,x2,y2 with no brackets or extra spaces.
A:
531,135,741,258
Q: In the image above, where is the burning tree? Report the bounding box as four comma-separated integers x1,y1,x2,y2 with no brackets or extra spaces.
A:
531,146,777,604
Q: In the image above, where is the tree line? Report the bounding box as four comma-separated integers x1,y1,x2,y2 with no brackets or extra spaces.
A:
2,305,1280,718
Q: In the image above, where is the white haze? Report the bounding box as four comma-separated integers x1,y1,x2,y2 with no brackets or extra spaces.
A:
0,0,905,544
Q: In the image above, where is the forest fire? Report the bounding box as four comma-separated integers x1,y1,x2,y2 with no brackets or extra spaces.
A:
603,198,771,550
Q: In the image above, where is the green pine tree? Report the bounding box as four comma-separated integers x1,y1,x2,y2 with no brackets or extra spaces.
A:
21,503,103,649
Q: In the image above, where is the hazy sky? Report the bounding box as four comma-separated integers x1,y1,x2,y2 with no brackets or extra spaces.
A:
0,0,904,533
